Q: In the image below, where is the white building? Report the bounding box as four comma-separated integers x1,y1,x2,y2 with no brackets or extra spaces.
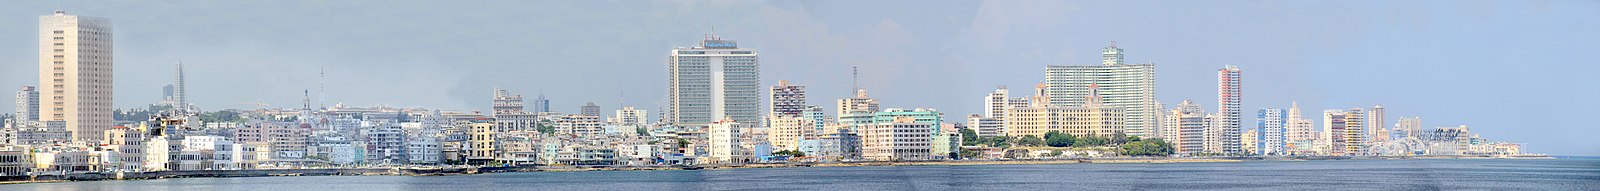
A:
1368,105,1387,143
1044,42,1158,139
15,86,39,122
707,119,744,163
611,106,647,126
1256,108,1287,155
1162,100,1207,155
553,114,602,137
666,34,761,127
1217,65,1243,154
1323,108,1366,156
40,10,115,143
861,117,932,161
766,115,815,152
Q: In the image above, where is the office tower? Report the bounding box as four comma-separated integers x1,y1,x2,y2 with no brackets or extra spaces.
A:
581,102,600,117
1368,105,1387,142
770,80,806,117
15,86,39,122
1163,100,1206,155
40,10,114,143
1006,84,1126,139
667,33,761,127
1044,42,1158,138
1257,108,1287,155
531,94,550,113
1285,102,1316,154
1217,65,1242,154
1393,117,1422,139
611,106,647,126
861,116,933,161
707,118,744,163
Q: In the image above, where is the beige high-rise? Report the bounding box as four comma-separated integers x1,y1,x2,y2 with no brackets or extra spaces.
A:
40,10,113,143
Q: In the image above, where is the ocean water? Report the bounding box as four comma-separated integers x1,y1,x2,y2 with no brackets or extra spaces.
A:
6,158,1597,191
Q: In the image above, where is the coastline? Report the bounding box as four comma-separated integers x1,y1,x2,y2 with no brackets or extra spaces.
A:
0,155,1554,185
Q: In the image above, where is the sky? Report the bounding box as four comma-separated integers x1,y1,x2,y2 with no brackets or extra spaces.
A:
0,0,1596,156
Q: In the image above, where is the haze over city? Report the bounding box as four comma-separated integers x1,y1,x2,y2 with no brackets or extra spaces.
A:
0,0,1594,158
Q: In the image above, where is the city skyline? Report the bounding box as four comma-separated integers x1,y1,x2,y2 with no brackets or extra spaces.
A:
0,1,1595,156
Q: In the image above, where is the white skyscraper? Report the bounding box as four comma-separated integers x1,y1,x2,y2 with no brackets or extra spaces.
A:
1368,105,1387,142
15,86,40,122
40,10,114,143
667,34,761,127
1044,42,1159,138
1218,65,1242,154
1257,108,1286,155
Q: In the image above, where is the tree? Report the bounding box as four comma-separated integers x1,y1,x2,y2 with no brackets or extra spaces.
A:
1075,133,1108,147
636,127,650,136
773,150,806,157
1119,138,1174,157
1045,131,1075,147
960,129,979,146
536,120,557,134
1110,131,1130,145
1017,135,1044,147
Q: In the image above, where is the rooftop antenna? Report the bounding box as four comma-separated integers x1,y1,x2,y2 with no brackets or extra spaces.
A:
852,65,859,94
319,67,326,110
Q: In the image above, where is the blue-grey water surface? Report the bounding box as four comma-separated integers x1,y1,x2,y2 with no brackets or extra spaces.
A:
6,158,1597,191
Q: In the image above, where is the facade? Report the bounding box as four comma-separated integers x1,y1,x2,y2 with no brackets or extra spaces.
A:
666,34,761,127
770,80,807,117
1322,109,1366,156
861,117,932,161
466,122,495,164
836,89,882,127
966,115,1004,137
1369,105,1387,142
553,115,602,137
981,86,1029,137
1285,102,1317,154
706,119,743,163
1217,65,1242,154
1256,108,1287,155
492,89,538,132
766,115,814,152
1162,100,1206,155
1393,117,1422,139
611,106,647,126
1043,43,1158,139
1006,85,1125,138
15,86,39,122
40,10,115,143
581,102,601,117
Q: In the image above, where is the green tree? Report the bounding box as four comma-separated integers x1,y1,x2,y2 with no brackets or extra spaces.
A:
536,120,556,134
960,129,979,146
1017,135,1044,147
1044,131,1075,147
1110,131,1130,145
636,127,650,136
1119,138,1174,156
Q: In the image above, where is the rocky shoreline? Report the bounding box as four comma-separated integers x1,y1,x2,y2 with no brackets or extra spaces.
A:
0,155,1554,185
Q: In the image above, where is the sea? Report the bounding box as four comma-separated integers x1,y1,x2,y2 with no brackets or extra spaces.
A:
5,157,1596,191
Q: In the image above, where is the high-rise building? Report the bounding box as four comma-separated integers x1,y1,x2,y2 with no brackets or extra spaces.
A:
979,86,1029,137
1368,105,1387,142
1162,100,1206,155
466,121,495,165
1044,42,1158,138
1322,108,1366,156
770,80,806,117
766,115,815,152
158,61,187,110
1393,117,1422,139
491,89,537,132
531,94,550,113
1256,108,1287,155
40,10,114,143
15,86,39,122
611,106,647,126
1202,114,1224,153
666,34,761,127
1284,102,1317,154
1217,65,1242,154
581,102,601,117
836,89,882,129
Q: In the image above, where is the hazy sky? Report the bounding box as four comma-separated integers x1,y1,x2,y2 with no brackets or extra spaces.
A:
1,1,1596,156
